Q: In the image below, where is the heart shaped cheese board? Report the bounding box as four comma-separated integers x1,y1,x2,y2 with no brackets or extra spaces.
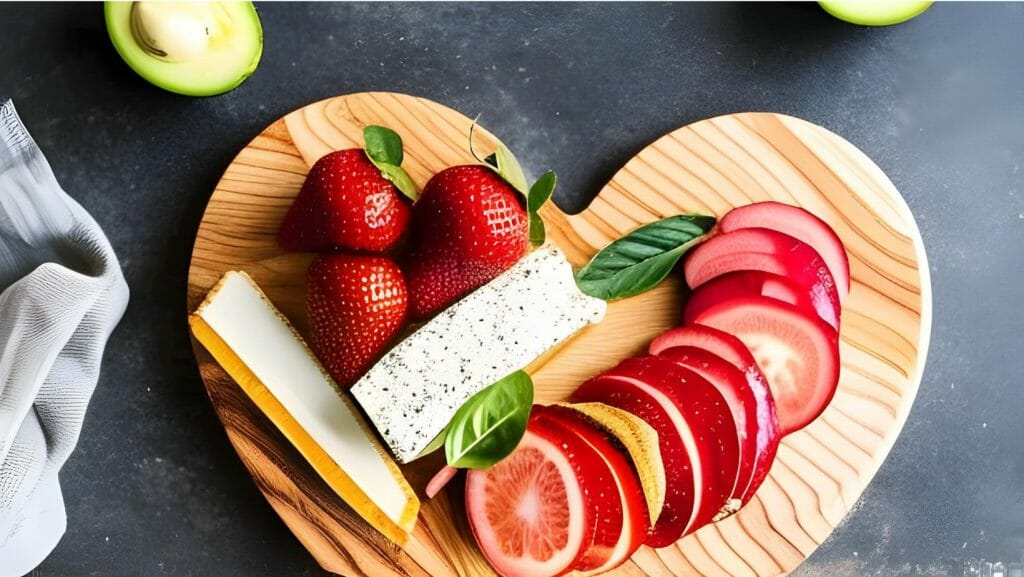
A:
187,92,930,577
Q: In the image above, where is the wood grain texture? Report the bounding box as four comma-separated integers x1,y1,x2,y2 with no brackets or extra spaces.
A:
187,93,931,577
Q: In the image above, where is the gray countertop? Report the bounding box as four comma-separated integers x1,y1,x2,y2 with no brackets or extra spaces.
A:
1,3,1022,576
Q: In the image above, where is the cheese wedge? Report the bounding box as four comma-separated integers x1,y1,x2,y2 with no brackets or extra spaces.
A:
189,271,418,546
352,246,607,463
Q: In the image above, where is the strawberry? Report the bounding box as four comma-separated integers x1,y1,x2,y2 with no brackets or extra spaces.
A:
306,253,408,387
279,126,419,253
405,165,530,319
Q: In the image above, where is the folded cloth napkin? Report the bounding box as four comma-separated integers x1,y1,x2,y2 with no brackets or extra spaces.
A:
0,100,129,577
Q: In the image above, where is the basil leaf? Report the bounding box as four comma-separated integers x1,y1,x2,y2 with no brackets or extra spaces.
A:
527,171,556,246
377,163,419,202
444,370,534,469
529,212,546,247
363,125,404,166
483,145,529,195
419,429,447,457
575,214,716,301
363,125,419,202
528,171,556,213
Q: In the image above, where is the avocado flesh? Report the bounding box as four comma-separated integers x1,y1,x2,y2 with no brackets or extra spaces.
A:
105,1,262,97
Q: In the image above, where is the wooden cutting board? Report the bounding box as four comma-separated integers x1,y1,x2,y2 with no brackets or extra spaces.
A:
187,92,930,577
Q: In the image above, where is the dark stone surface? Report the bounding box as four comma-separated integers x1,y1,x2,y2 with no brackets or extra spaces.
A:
1,3,1021,576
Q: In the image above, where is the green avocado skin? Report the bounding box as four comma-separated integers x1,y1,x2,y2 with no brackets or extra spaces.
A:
104,2,263,97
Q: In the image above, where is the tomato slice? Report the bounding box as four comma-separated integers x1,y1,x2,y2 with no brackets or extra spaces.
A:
693,297,840,435
719,201,851,304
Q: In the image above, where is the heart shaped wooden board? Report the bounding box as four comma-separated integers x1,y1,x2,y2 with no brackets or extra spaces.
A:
187,92,930,577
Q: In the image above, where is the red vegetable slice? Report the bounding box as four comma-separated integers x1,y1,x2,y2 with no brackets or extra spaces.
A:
656,345,759,504
648,325,780,501
573,356,739,545
537,405,646,575
719,201,851,304
693,297,840,435
684,270,839,330
683,227,841,328
465,412,597,577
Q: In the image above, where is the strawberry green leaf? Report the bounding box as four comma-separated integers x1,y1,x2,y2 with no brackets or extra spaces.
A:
483,145,529,195
363,125,419,202
363,125,404,166
377,163,419,202
526,171,556,246
444,370,534,469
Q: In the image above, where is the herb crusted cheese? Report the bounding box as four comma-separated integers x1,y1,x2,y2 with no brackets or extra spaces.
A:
351,246,606,463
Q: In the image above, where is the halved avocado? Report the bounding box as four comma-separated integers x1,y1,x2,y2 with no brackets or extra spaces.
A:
105,2,263,97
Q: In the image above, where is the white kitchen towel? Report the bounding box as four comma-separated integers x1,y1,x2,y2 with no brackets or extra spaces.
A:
0,100,129,577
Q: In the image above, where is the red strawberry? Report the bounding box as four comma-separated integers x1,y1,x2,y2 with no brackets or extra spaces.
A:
279,149,411,252
405,165,529,319
306,254,408,387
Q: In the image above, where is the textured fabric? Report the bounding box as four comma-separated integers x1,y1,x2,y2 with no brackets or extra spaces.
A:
0,100,129,577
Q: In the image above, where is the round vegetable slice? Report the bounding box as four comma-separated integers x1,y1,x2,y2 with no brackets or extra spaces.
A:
693,297,840,435
574,356,740,545
648,324,780,500
684,270,839,330
683,227,841,327
719,201,850,303
656,345,760,504
536,405,646,576
465,412,596,577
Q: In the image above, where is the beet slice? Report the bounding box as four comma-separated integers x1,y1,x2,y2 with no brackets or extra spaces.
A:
656,345,759,504
719,201,851,304
574,356,740,545
683,270,839,330
683,228,841,326
649,324,780,501
693,297,840,435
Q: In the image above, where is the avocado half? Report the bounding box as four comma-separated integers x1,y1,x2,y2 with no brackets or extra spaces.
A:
105,2,263,97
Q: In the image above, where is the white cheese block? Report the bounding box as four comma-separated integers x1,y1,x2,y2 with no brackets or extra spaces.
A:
351,246,607,463
191,271,418,543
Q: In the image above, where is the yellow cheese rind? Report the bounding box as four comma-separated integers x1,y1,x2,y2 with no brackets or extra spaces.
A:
190,271,419,545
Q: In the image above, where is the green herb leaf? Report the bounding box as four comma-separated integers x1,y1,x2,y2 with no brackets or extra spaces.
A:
483,145,529,195
419,429,448,457
526,171,556,246
363,125,404,166
363,125,419,201
528,171,556,213
444,371,534,469
377,163,419,202
574,214,716,301
529,212,546,247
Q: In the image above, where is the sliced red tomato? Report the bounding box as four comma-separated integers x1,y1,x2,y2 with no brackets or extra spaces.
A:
693,298,840,435
656,345,759,504
465,412,598,577
573,356,740,546
719,201,851,304
683,228,841,328
684,270,839,330
536,405,646,576
648,324,780,501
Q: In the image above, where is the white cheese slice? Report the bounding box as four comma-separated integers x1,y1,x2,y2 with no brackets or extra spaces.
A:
191,271,418,544
351,246,607,463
